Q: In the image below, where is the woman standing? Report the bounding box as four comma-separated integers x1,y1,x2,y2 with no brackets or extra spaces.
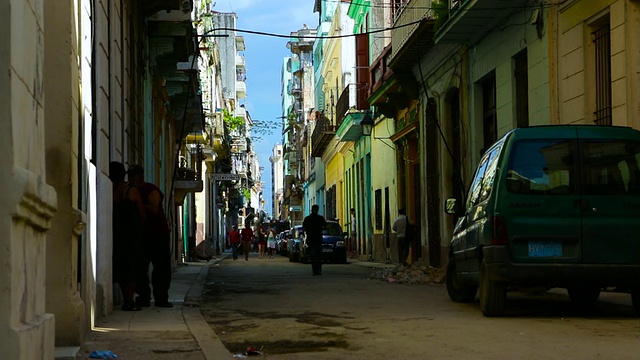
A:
266,227,277,259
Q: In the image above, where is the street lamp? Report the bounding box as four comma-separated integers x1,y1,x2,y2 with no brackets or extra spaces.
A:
360,112,374,136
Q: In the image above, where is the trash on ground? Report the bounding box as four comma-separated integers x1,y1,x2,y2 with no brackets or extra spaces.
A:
246,347,261,356
89,350,118,359
368,264,446,285
233,354,248,359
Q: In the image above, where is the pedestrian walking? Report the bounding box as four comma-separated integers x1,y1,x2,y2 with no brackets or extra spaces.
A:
257,227,267,259
392,208,412,267
302,204,327,276
266,227,276,259
349,208,357,258
127,165,174,308
109,161,146,311
229,225,241,260
241,225,253,261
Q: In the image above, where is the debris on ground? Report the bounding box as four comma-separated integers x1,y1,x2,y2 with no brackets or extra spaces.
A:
89,350,118,359
367,264,446,285
246,347,261,356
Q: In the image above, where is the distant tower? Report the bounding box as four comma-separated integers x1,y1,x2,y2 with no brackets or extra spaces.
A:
269,144,284,219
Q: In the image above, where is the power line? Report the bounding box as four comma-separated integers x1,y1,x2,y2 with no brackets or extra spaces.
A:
212,18,420,40
320,0,555,12
209,1,557,41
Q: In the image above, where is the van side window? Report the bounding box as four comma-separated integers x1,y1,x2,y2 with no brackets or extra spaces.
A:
467,146,501,208
506,140,576,195
478,146,501,203
583,140,640,195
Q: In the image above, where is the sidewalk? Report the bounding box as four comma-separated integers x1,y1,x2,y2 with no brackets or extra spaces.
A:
56,256,234,360
56,254,397,359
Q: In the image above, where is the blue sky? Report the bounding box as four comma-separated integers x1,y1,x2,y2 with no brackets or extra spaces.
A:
213,1,318,216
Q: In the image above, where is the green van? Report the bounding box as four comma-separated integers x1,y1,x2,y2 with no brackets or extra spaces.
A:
444,125,640,316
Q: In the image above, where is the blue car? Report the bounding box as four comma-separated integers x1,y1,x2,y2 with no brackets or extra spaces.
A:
300,220,348,264
288,225,304,262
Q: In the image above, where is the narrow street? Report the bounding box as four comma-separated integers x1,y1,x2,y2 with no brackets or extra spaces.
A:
200,253,640,359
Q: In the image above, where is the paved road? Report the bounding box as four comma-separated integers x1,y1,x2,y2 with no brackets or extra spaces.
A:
200,253,640,359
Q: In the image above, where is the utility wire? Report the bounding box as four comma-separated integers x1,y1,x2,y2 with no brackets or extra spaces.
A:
319,0,555,11
211,18,422,40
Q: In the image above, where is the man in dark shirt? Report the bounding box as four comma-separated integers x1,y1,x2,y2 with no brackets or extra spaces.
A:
302,204,327,276
128,165,173,308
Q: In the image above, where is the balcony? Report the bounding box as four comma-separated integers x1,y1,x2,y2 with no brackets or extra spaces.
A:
389,0,436,70
236,36,246,51
311,113,336,157
335,84,353,128
435,0,529,45
235,54,245,69
368,45,419,118
174,167,204,204
336,84,369,141
236,80,246,99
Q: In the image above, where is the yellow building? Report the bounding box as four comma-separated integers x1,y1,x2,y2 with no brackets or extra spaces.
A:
549,0,639,129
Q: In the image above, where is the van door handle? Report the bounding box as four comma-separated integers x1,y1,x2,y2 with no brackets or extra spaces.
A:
575,199,589,212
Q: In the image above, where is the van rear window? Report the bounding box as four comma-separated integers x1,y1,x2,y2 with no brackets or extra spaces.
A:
583,140,640,195
506,139,576,195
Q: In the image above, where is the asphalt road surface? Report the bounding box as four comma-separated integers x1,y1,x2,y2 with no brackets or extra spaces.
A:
199,253,640,359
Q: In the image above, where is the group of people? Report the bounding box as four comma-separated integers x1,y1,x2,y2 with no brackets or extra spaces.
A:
228,224,277,260
228,224,256,261
110,162,173,311
225,204,413,275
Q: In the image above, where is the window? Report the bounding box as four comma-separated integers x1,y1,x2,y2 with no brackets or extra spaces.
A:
323,222,343,236
482,74,497,153
583,140,640,195
466,147,500,209
506,140,576,195
591,19,612,125
514,49,529,128
375,189,382,230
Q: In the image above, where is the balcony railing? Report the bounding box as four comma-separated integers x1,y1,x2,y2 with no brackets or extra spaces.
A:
311,114,336,157
369,45,393,100
435,0,529,44
174,166,204,203
335,85,352,127
391,0,435,62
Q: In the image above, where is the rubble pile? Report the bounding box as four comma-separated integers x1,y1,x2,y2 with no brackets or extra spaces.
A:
368,265,446,285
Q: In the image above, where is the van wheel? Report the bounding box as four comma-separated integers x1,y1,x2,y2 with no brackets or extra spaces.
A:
631,288,640,316
567,286,600,307
479,259,506,317
446,258,477,303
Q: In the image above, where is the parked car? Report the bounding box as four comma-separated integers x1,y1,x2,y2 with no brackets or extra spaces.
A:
288,225,304,262
276,231,289,255
444,125,640,317
300,220,348,264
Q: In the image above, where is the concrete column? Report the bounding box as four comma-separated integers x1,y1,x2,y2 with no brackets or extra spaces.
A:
44,0,87,346
0,0,58,358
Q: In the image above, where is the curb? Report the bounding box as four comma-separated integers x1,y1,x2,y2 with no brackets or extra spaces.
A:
182,255,234,360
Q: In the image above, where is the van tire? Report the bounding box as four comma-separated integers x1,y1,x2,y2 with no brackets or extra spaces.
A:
479,259,506,317
567,286,600,307
631,288,640,316
446,258,477,303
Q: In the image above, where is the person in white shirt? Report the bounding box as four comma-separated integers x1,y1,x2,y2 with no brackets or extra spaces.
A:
392,208,410,267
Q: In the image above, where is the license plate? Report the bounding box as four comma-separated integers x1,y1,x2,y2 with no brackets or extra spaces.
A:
528,241,562,257
322,249,333,253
